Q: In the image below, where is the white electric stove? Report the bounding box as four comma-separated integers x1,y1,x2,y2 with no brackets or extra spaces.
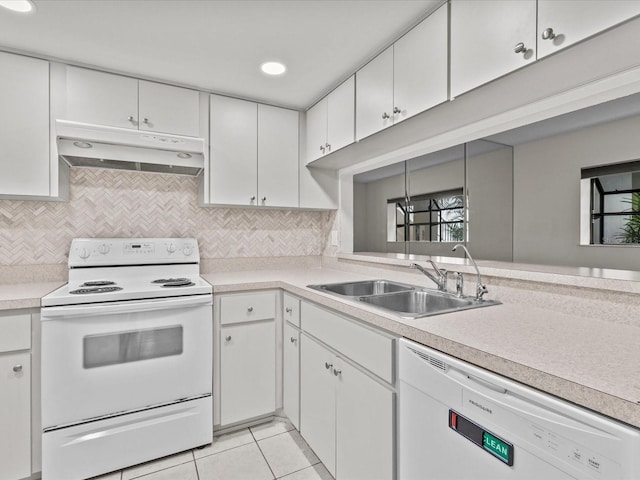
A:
41,238,213,480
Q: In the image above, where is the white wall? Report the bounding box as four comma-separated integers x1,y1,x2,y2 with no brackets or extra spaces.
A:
513,115,640,270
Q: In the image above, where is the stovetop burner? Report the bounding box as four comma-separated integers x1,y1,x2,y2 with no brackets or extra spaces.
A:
70,286,124,295
81,280,116,287
161,280,195,288
152,278,190,284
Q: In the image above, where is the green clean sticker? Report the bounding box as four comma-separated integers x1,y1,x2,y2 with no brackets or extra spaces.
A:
483,431,511,464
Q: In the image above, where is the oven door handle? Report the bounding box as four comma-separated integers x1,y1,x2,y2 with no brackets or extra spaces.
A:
41,295,212,319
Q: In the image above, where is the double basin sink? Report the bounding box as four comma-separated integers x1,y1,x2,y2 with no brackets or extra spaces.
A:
308,280,500,319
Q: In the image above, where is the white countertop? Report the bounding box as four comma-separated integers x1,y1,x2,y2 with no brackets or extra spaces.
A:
0,282,63,310
203,267,640,430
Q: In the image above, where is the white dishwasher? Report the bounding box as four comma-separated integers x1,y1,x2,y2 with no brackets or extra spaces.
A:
398,339,640,480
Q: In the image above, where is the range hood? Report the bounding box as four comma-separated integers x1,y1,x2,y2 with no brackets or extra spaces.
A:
55,120,205,176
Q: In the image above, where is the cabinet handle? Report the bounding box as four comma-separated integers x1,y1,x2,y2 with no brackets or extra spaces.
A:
541,27,556,40
333,369,342,376
13,364,23,372
247,306,254,312
382,112,390,120
325,362,333,370
143,118,150,124
393,106,401,115
285,307,292,314
290,337,297,344
514,42,528,55
127,115,135,122
320,145,325,153
262,197,267,203
225,335,231,341
250,196,256,202
325,142,331,152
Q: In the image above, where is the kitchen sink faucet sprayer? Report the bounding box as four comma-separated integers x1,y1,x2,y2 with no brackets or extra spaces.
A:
409,260,447,292
452,244,488,301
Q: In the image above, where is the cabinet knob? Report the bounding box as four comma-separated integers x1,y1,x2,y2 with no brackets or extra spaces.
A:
325,142,331,152
13,365,22,373
143,118,150,124
127,115,135,122
320,145,325,153
325,362,333,370
514,42,528,55
393,106,401,115
382,112,390,120
225,335,231,341
247,306,254,312
541,27,556,40
250,196,256,202
285,307,292,314
333,369,342,376
262,197,267,203
290,337,297,344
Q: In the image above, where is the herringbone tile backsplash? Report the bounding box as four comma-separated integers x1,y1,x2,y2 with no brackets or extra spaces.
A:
0,168,334,266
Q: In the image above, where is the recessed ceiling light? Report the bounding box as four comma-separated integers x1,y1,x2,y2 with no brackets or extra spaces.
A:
0,0,35,13
261,62,286,76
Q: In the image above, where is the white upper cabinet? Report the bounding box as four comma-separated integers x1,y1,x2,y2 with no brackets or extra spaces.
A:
209,95,300,207
65,67,139,129
393,3,448,124
450,0,537,98
537,0,640,59
258,104,299,208
209,95,258,206
356,46,394,141
356,4,448,140
0,52,51,197
306,76,355,163
65,66,200,136
138,80,200,136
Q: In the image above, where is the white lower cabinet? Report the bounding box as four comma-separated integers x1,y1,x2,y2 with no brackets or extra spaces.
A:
219,293,276,426
0,313,32,480
299,301,396,480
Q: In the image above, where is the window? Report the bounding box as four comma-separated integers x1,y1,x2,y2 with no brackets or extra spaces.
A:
582,161,640,245
387,189,464,242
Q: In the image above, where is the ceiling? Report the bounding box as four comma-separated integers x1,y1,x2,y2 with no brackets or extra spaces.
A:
0,0,442,110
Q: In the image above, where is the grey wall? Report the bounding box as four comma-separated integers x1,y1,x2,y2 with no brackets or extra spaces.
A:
513,115,640,270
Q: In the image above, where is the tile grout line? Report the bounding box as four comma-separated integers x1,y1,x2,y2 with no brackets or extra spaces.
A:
250,426,278,480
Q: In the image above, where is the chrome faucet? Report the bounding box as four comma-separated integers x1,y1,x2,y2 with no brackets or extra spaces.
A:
452,244,488,301
410,260,447,292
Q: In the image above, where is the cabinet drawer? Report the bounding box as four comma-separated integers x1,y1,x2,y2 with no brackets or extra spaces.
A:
283,292,300,327
0,313,31,352
301,302,394,383
220,292,276,325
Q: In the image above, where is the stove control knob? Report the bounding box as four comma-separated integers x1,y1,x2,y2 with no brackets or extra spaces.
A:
98,244,110,255
183,245,193,256
78,248,91,259
167,243,177,254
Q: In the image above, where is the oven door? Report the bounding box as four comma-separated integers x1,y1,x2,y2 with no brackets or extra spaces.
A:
41,295,212,430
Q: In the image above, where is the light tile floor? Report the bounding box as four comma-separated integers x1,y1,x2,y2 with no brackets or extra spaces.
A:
91,418,334,480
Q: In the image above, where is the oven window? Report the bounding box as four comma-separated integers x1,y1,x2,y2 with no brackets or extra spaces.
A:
83,325,183,369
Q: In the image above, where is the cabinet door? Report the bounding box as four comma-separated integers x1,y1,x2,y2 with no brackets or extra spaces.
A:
305,97,327,163
138,81,200,137
335,359,394,480
209,95,258,205
327,75,355,154
0,352,31,480
220,321,275,425
394,3,448,124
300,334,336,477
65,66,138,129
355,46,394,140
450,0,536,98
283,323,300,430
0,52,50,197
257,104,299,208
283,293,300,328
537,0,640,58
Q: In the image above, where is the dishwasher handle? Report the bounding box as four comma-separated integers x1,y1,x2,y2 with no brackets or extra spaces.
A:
448,368,508,395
